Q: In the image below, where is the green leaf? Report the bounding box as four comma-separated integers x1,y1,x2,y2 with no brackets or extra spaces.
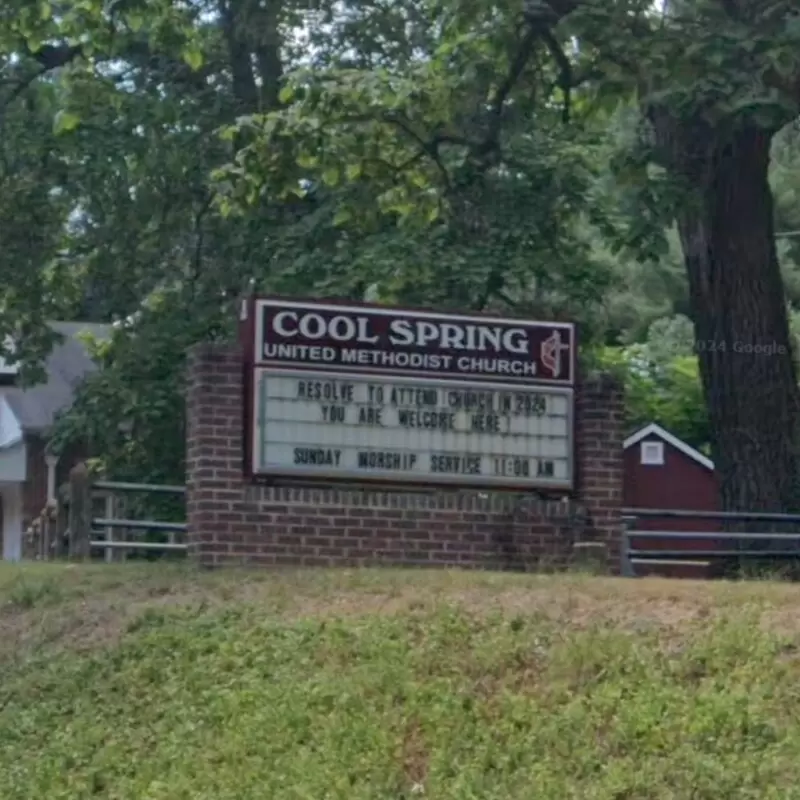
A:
345,163,362,181
322,167,340,187
181,47,204,71
278,85,294,104
127,13,144,32
39,1,52,21
218,196,234,218
410,172,429,189
53,110,81,135
333,208,352,226
296,153,318,169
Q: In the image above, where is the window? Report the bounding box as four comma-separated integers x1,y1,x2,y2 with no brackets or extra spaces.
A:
0,357,17,378
640,441,664,466
0,337,18,384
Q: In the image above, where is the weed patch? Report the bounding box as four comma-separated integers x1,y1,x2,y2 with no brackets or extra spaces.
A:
4,575,62,610
2,566,800,797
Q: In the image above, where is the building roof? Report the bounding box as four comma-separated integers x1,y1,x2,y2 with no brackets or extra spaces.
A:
1,321,111,435
623,422,714,472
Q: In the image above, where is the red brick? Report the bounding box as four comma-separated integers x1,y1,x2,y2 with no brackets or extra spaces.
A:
317,527,347,538
273,515,305,526
304,536,332,547
446,523,475,534
186,343,624,574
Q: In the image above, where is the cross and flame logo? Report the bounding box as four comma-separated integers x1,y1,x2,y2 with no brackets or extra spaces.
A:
540,330,570,378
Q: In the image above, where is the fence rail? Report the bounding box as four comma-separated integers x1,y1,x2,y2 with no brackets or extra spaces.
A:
92,518,187,533
25,479,800,577
624,507,800,522
622,507,800,578
24,462,187,561
94,480,186,495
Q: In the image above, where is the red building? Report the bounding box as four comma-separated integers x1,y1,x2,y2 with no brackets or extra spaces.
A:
623,423,721,577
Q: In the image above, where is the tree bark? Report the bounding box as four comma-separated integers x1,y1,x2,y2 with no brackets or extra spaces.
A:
219,0,283,114
670,122,800,513
219,0,260,113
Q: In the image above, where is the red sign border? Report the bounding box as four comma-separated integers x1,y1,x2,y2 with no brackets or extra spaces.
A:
252,295,576,386
239,294,579,495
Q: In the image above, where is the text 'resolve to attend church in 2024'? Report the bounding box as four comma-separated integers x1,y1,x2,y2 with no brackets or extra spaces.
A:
239,297,577,491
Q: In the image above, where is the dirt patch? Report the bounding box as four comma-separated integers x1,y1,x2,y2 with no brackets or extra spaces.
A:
400,719,429,791
5,566,800,663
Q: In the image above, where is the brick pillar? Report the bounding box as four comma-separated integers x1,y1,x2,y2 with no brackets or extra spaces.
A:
186,343,245,563
186,343,625,572
575,372,625,571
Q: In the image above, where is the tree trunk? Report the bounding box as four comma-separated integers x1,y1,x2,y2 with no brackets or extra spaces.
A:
219,0,259,113
673,124,800,513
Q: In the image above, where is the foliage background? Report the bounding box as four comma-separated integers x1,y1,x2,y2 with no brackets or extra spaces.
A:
3,0,800,481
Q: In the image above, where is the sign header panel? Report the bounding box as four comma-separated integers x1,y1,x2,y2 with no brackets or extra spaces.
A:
253,299,575,386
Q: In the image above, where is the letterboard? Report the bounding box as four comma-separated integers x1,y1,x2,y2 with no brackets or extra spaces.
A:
250,370,573,489
242,297,576,491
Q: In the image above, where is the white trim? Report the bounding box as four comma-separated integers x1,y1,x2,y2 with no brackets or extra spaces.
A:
0,442,26,482
630,559,710,567
0,336,19,377
0,394,22,448
45,452,59,503
640,440,664,465
624,422,714,471
1,483,23,561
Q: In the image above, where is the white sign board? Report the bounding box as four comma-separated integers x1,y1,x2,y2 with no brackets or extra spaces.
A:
251,370,573,489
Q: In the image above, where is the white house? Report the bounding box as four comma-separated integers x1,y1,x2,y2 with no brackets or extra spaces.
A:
0,322,109,561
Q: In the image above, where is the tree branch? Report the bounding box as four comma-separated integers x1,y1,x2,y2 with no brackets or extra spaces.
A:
478,23,541,156
1,68,45,118
189,191,216,295
475,0,580,155
383,111,453,189
1,44,82,123
542,0,579,16
29,44,83,72
539,27,573,122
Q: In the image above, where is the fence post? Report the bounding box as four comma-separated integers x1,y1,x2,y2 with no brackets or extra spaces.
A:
53,484,69,557
40,514,50,560
620,520,634,577
104,492,115,563
68,462,92,560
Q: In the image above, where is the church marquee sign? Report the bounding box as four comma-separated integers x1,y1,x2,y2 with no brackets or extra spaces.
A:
241,297,576,491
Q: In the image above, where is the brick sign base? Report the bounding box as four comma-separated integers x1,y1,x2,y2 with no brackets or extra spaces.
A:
186,344,624,572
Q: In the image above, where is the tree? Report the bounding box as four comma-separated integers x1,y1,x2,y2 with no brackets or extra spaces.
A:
564,0,800,512
221,0,800,512
0,0,600,482
591,342,710,452
5,0,800,510
640,3,800,512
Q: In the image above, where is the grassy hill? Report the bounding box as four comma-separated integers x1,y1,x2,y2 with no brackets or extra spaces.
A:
2,564,800,798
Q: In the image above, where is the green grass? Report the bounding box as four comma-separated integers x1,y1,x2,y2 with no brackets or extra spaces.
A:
3,564,800,798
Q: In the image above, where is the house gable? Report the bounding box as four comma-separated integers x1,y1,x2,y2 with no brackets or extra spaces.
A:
0,395,22,449
0,396,26,483
1,321,110,436
623,421,720,529
623,423,714,472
